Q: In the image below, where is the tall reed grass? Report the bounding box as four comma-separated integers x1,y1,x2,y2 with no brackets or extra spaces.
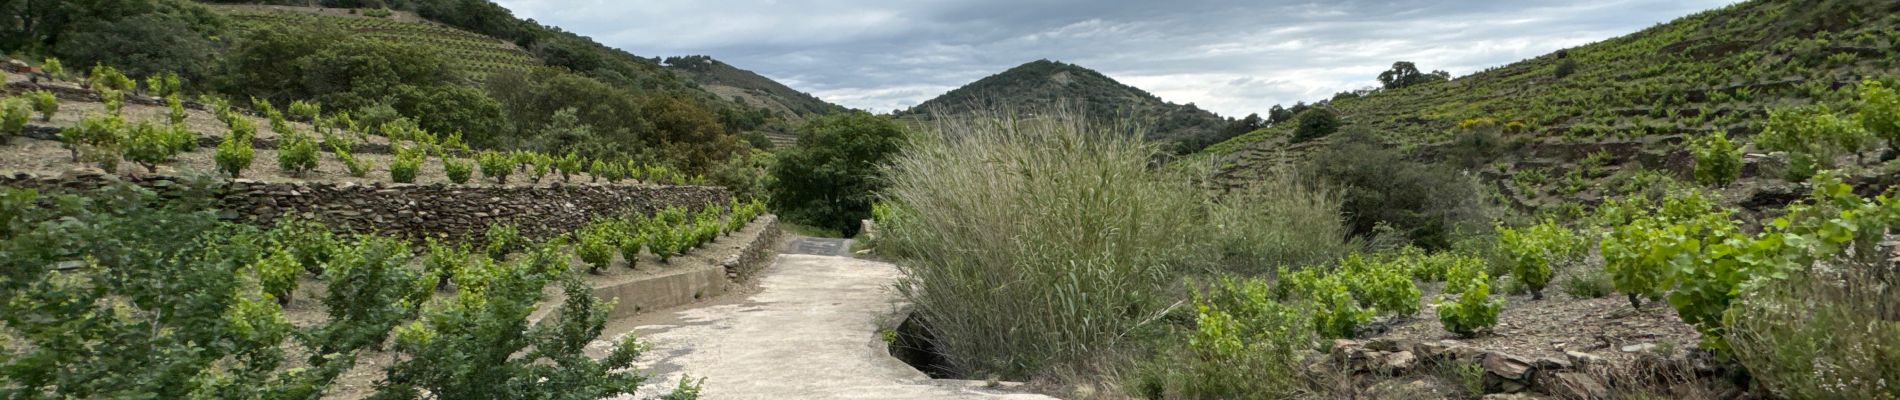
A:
878,111,1209,378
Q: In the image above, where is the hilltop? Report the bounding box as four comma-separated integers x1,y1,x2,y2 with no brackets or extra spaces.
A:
665,55,848,146
901,60,1231,152
1199,0,1900,208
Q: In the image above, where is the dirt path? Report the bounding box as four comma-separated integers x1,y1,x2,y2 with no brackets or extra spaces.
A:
604,240,1054,399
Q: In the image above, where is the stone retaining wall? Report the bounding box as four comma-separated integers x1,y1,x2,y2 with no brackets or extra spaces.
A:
0,171,730,242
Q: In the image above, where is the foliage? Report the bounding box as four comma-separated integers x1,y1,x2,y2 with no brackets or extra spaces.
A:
1171,277,1315,399
391,144,425,183
443,157,474,184
1307,130,1489,249
88,64,137,92
877,112,1207,378
479,150,514,184
555,152,583,182
42,58,66,80
100,88,125,115
336,144,374,178
216,130,255,179
767,112,907,236
1599,192,1725,309
28,90,58,121
1437,274,1503,337
1291,107,1340,142
122,121,184,173
0,98,30,142
1207,168,1352,273
483,223,525,260
1496,220,1584,300
1860,80,1900,149
1560,267,1615,299
63,113,126,164
1729,246,1900,400
526,153,554,184
1689,132,1742,186
1757,105,1870,180
288,100,321,122
1376,61,1449,90
166,95,188,125
1306,273,1374,339
277,130,321,177
575,222,618,274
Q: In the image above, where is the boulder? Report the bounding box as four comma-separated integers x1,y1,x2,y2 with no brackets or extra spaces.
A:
1381,351,1418,375
1482,352,1536,393
1544,372,1610,400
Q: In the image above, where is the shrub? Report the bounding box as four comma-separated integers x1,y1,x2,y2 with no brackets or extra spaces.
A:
42,58,65,80
617,227,645,269
1337,253,1422,317
335,145,373,177
288,100,321,122
589,160,608,183
1309,273,1374,339
1559,267,1614,299
1860,80,1900,150
251,250,303,306
390,150,423,183
1689,132,1742,186
1207,168,1352,273
576,223,617,274
528,153,554,183
1173,277,1315,399
122,122,180,173
1495,220,1582,300
216,133,254,179
277,131,320,177
1730,252,1899,399
88,64,135,91
482,223,524,260
443,157,473,184
556,152,583,182
166,95,188,125
1437,275,1502,337
28,90,57,121
63,113,124,162
0,98,29,142
1599,192,1725,309
877,111,1205,377
100,88,124,115
1308,130,1489,249
1554,58,1579,79
768,112,908,236
479,151,513,184
1757,105,1871,180
1292,108,1341,142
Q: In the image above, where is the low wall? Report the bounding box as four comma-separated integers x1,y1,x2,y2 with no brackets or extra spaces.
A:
532,215,782,324
0,171,730,242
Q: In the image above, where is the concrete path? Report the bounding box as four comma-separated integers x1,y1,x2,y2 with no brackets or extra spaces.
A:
611,248,1055,400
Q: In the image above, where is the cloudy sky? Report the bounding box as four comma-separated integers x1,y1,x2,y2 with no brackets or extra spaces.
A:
491,0,1738,117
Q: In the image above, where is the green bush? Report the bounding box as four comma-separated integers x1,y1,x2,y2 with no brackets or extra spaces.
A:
556,152,583,182
1172,277,1315,399
215,133,254,179
483,223,524,260
1291,108,1340,142
63,113,124,164
768,112,907,236
166,95,187,125
277,131,320,177
1309,273,1373,339
42,58,65,80
251,250,303,306
1730,247,1900,400
1337,253,1422,317
390,155,422,184
479,150,513,184
122,122,179,173
1308,130,1489,249
1757,105,1870,181
335,145,372,178
28,90,57,121
100,88,124,115
1860,80,1900,150
1689,132,1742,186
443,157,473,184
1496,220,1582,300
1560,267,1614,299
1437,275,1502,337
528,153,554,184
288,100,321,122
576,224,616,274
0,98,29,142
88,64,135,92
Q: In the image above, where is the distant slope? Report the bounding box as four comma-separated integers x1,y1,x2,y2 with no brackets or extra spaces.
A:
1200,0,1900,203
901,60,1229,151
665,55,848,147
216,6,539,82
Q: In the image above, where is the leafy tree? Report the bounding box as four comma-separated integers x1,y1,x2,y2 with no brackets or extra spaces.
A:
1307,130,1487,249
1267,104,1294,125
1377,61,1448,90
767,112,907,235
1291,108,1340,142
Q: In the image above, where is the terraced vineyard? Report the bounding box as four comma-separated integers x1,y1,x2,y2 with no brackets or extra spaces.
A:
223,10,542,81
1201,0,1900,209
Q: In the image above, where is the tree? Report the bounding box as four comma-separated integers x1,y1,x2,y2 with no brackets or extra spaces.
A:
767,112,907,236
1292,108,1341,142
1377,61,1447,90
1267,105,1294,125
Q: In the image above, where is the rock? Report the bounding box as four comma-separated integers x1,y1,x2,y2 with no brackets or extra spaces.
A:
1415,339,1459,360
1564,351,1604,369
1620,343,1656,353
1483,352,1536,393
1534,356,1572,370
1381,351,1417,374
1545,372,1610,400
1481,394,1538,400
1366,338,1401,352
1332,339,1361,353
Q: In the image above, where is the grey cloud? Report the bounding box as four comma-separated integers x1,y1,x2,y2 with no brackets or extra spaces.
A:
494,0,1740,115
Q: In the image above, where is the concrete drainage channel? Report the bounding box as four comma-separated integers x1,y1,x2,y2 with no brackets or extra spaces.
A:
528,215,782,325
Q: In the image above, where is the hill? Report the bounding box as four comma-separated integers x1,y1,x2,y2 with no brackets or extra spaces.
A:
214,5,539,82
665,55,848,146
900,60,1231,152
1199,0,1900,209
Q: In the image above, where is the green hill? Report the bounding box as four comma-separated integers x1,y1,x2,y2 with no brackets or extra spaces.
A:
901,60,1231,152
1200,0,1900,209
665,55,849,146
216,6,539,82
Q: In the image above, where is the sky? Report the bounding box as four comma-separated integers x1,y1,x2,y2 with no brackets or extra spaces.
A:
490,0,1740,117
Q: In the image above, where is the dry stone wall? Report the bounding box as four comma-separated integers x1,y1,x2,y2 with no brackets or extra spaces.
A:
0,171,730,242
